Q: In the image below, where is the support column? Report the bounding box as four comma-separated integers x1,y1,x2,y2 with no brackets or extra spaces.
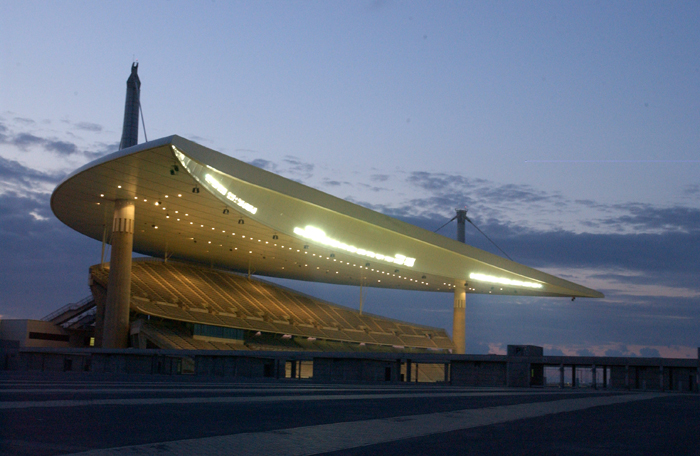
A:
603,366,608,389
572,365,577,388
559,364,565,388
592,365,597,390
453,285,466,354
102,200,134,349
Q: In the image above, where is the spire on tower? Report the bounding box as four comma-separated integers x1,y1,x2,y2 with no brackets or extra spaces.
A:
119,62,141,150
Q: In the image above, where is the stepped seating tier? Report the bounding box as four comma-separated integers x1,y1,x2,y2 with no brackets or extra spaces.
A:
90,260,453,351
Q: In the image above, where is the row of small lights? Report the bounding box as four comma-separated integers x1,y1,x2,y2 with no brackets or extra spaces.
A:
103,187,542,294
102,188,434,287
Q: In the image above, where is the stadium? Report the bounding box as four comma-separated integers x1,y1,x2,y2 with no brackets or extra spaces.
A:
4,64,604,361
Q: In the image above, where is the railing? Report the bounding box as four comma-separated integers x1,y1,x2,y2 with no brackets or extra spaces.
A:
42,295,95,322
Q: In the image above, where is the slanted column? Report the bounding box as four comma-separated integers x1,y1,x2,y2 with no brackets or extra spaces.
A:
102,200,135,349
453,285,466,354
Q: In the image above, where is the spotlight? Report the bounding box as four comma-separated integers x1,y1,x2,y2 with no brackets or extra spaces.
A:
272,234,278,240
155,201,161,206
192,186,200,193
238,219,245,225
422,275,426,279
304,245,309,249
330,253,335,258
170,165,179,176
223,208,230,215
571,297,576,302
365,263,370,267
394,269,400,273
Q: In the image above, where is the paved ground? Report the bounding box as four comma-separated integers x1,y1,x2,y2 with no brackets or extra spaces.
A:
0,374,697,456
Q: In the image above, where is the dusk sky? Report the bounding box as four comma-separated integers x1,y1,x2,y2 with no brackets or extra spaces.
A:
1,1,699,358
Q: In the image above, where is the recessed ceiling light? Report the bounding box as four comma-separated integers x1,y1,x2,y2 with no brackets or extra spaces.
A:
117,185,121,188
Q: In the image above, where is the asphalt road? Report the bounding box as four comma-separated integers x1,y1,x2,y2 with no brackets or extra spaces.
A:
0,374,697,456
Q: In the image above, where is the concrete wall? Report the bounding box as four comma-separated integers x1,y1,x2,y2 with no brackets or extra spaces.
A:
451,361,506,387
314,357,401,383
0,319,72,348
3,347,698,391
195,355,276,378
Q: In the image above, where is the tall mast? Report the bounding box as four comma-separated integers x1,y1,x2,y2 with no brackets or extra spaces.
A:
119,62,141,149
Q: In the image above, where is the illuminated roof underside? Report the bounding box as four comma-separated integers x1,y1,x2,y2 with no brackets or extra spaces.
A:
51,135,604,298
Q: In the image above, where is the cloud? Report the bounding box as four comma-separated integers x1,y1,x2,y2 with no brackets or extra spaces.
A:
283,156,314,179
75,122,103,132
322,179,345,187
682,185,699,196
8,132,45,149
248,158,278,172
0,117,112,159
0,192,100,319
407,171,486,192
599,204,700,234
43,139,78,156
639,347,661,358
0,156,65,194
370,174,390,182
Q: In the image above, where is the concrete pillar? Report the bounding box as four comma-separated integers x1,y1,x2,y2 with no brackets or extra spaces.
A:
102,200,134,349
559,364,565,388
571,365,576,388
603,366,608,389
696,347,699,393
625,365,630,390
659,366,664,391
453,285,466,354
406,359,412,382
592,365,597,390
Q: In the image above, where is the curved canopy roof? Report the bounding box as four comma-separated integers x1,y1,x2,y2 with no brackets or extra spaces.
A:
51,135,603,299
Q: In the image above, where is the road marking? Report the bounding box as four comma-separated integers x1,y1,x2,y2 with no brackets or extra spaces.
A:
0,386,495,395
64,393,665,456
0,390,568,409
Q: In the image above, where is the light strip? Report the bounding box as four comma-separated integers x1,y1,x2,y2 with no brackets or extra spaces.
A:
172,146,258,215
293,225,416,267
469,273,543,289
204,174,258,214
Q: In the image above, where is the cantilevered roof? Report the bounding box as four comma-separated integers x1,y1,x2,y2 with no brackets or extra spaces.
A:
51,135,603,299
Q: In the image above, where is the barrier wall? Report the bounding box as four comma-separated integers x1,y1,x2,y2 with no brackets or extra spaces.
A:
1,345,697,391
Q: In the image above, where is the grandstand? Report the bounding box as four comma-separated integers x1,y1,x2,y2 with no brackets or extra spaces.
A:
88,259,454,352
